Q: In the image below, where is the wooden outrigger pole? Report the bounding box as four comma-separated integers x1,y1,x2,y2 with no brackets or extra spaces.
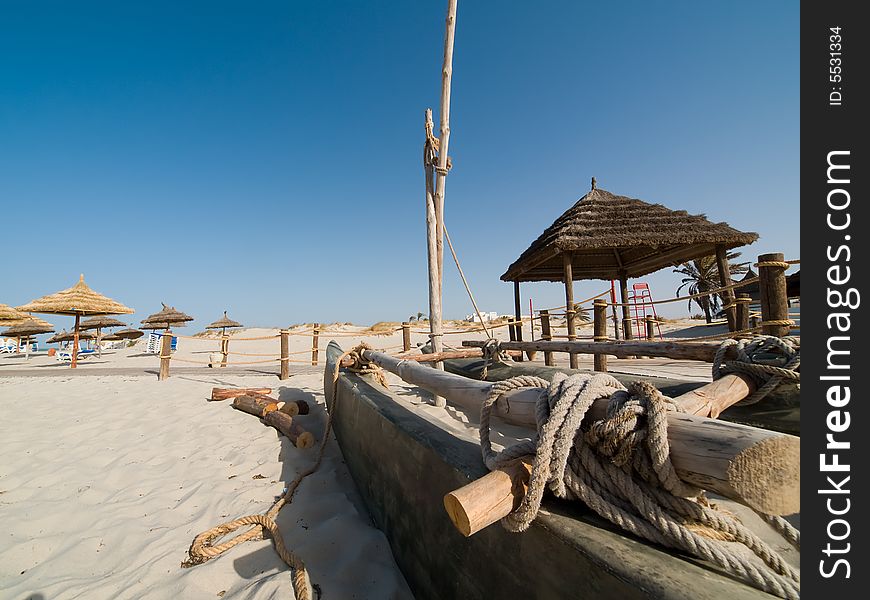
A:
424,0,459,408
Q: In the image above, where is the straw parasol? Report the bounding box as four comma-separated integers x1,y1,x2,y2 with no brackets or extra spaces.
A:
114,326,144,340
206,310,242,335
0,303,30,327
80,316,127,357
2,318,55,359
101,332,123,342
500,180,758,341
205,310,243,368
48,329,96,343
17,274,134,368
141,303,193,331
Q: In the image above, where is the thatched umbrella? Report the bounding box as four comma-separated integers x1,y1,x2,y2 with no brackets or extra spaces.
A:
501,180,758,349
141,303,193,331
114,327,144,340
205,310,243,368
141,304,193,356
80,316,127,357
1,303,30,327
48,329,96,343
2,318,55,359
17,274,134,368
101,332,123,343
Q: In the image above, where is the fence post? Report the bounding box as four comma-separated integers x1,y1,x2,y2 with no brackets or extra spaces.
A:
220,334,229,368
402,322,411,352
735,294,751,331
645,315,655,340
758,253,790,337
540,309,554,366
280,330,290,380
158,330,172,381
311,323,320,366
593,299,608,372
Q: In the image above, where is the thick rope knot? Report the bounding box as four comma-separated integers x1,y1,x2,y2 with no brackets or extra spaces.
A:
344,343,390,389
480,338,511,380
713,335,800,405
479,373,800,599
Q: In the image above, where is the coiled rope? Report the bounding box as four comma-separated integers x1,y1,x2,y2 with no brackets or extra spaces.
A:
479,372,800,599
712,336,800,405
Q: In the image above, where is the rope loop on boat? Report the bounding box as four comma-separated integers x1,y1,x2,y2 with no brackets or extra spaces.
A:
480,372,800,599
479,338,511,380
712,335,800,405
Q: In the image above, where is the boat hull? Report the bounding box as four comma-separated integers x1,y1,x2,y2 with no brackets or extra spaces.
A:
325,342,778,599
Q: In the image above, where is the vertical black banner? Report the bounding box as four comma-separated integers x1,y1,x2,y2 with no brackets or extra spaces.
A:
802,1,867,597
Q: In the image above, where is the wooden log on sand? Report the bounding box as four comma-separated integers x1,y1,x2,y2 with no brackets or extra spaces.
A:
211,387,273,401
263,411,315,449
232,394,277,417
275,400,311,417
357,349,798,521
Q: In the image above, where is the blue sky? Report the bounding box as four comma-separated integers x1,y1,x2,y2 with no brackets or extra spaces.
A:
1,1,799,331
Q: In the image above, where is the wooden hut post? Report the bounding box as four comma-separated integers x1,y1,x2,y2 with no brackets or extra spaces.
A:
593,299,607,372
619,272,633,340
311,323,320,366
71,313,81,369
562,253,578,369
512,280,524,361
645,315,656,340
715,245,737,331
279,329,290,380
512,281,524,342
402,322,411,352
758,253,790,337
735,294,751,331
539,309,554,366
158,329,172,380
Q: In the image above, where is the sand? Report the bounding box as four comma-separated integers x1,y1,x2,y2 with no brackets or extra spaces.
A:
0,318,729,599
0,371,413,600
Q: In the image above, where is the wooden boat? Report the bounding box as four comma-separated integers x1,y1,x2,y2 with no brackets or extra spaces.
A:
324,342,799,600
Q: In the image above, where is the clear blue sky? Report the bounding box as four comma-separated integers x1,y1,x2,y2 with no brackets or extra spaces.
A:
1,1,798,332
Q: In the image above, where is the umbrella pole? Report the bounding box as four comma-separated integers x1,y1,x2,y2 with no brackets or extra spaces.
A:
96,326,102,357
72,314,80,368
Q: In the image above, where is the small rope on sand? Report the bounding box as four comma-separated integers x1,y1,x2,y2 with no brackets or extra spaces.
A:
480,372,800,599
181,344,371,600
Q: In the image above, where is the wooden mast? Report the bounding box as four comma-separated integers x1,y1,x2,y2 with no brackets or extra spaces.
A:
715,244,736,331
425,0,459,407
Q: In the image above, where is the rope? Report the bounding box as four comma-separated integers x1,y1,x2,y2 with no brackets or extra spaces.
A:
479,373,800,599
182,344,373,599
755,261,791,269
443,224,491,339
712,336,800,405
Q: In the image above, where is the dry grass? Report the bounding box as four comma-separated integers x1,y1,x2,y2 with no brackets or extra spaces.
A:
364,321,401,336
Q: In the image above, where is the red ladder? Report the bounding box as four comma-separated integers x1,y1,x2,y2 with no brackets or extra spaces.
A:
627,282,663,339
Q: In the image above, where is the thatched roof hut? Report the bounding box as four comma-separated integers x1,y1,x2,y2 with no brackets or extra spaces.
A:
501,184,758,282
500,181,758,346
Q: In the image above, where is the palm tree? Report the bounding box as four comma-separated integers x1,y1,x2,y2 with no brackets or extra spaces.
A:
571,304,591,328
409,316,417,322
674,252,748,323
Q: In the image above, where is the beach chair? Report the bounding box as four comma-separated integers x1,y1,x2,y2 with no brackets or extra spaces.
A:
1,338,17,353
56,348,97,362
